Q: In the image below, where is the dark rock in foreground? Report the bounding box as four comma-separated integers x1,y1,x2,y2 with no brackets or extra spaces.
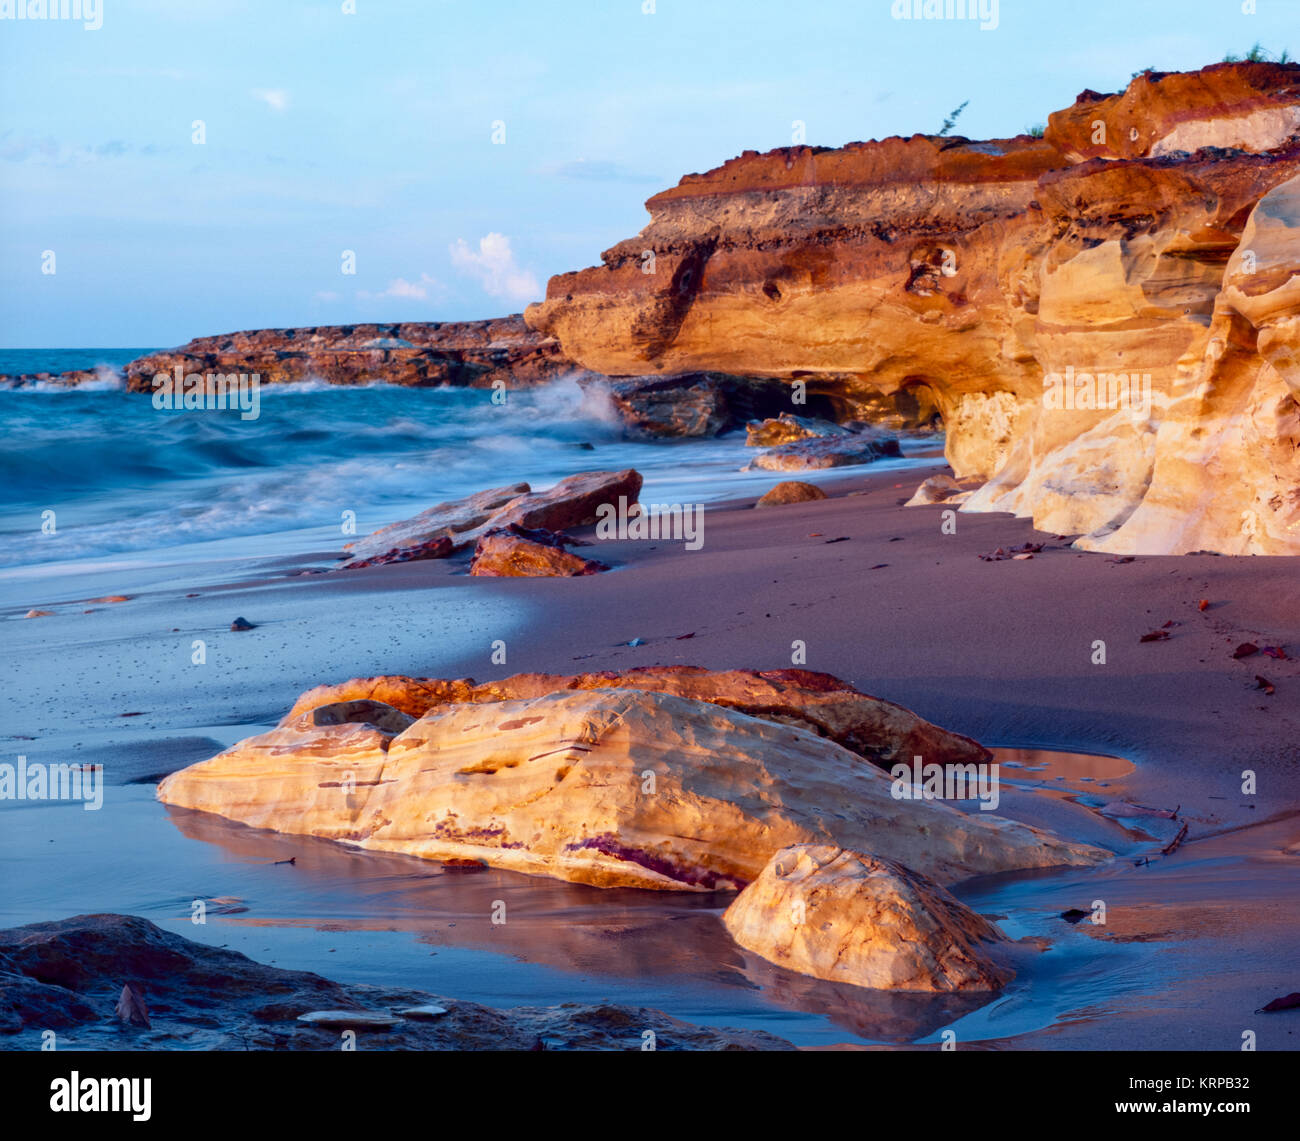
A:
0,914,793,1050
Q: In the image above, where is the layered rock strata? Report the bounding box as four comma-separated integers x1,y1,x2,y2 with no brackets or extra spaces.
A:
526,63,1300,554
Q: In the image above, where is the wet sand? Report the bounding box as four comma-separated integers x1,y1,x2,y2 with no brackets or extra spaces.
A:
3,457,1298,1048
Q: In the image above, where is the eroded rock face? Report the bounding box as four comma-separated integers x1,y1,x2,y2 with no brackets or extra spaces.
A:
525,62,1300,554
0,915,791,1049
723,845,1013,992
1068,171,1300,554
279,665,993,770
1046,63,1300,162
157,688,1107,891
469,525,609,577
339,470,642,567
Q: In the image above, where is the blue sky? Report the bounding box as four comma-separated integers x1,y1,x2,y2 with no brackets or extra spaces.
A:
0,0,1293,347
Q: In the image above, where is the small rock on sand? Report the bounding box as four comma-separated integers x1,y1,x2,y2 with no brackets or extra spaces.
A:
756,481,827,508
230,617,257,631
396,1004,450,1019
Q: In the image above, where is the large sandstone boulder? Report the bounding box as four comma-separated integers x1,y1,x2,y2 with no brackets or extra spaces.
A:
339,469,641,567
279,665,992,771
157,688,1107,891
525,62,1300,554
723,845,1012,992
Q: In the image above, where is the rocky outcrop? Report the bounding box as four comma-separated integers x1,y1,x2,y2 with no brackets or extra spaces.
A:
0,914,791,1049
526,62,1300,554
469,524,608,577
746,413,853,447
279,665,993,770
158,687,1107,891
1046,65,1300,162
338,470,641,568
723,845,1013,992
117,315,589,391
755,481,827,508
585,372,797,438
1,317,599,392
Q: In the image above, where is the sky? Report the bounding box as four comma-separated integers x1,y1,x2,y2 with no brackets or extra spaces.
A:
0,0,1294,347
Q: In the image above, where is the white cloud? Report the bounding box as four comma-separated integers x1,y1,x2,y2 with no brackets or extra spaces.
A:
356,273,441,302
252,89,289,112
384,275,437,300
449,233,540,303
314,290,340,302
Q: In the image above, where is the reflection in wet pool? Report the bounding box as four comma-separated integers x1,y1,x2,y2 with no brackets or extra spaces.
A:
0,748,1153,1048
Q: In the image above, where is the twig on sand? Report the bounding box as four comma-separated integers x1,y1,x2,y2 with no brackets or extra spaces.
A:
1161,822,1190,856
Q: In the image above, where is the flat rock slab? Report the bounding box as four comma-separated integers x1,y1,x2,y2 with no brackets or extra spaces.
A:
339,469,642,568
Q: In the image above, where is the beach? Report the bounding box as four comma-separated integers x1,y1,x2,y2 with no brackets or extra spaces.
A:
4,451,1295,1049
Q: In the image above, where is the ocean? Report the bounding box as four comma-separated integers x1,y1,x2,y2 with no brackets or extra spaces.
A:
0,348,932,576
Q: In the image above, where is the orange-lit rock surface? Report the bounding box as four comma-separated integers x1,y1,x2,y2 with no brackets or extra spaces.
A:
468,525,609,577
527,63,1300,554
723,845,1013,991
280,665,991,770
157,689,1107,891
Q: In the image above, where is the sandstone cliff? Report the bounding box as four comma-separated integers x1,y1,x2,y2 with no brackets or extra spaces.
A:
526,62,1300,555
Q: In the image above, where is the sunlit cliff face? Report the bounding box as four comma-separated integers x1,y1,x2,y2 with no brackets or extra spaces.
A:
527,63,1300,554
